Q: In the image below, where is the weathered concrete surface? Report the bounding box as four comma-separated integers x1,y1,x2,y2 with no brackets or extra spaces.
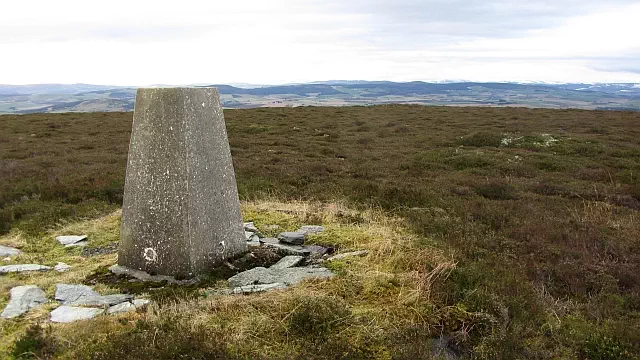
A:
119,88,246,278
1,285,47,319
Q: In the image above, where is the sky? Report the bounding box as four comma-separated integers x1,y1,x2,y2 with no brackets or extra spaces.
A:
1,0,639,85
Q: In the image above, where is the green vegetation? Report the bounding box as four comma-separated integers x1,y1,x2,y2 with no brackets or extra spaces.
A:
1,105,640,359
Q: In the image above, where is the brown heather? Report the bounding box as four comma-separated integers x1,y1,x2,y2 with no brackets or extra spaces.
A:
0,105,639,359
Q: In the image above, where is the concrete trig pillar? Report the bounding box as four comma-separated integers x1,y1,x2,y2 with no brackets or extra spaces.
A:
118,87,246,278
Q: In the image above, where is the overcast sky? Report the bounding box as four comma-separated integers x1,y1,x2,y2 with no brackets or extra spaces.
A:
1,0,639,85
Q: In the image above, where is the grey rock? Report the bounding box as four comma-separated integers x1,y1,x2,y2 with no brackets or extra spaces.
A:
245,231,260,242
259,238,311,256
296,225,325,235
0,264,51,274
326,250,369,262
247,239,262,247
232,283,287,294
277,232,305,245
0,245,21,257
55,283,132,306
56,235,88,247
107,302,135,314
54,283,99,302
228,266,334,287
119,87,246,278
109,264,196,285
270,255,304,270
54,262,72,272
132,299,151,308
243,222,259,233
306,245,330,258
1,285,47,319
50,306,104,323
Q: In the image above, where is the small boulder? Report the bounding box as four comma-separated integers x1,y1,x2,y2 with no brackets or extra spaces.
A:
0,245,21,257
296,225,325,235
1,285,47,319
270,255,304,270
278,232,305,245
50,306,103,323
0,264,51,274
107,302,135,314
54,262,72,272
56,235,88,247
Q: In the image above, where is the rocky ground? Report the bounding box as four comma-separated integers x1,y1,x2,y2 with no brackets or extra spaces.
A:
0,216,356,322
0,201,398,359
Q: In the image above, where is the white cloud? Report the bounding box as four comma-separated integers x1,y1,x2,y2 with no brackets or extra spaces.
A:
0,0,638,85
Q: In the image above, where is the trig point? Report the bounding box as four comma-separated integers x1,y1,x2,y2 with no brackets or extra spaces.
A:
118,87,246,278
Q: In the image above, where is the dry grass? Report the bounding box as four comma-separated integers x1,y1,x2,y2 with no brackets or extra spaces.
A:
3,201,454,359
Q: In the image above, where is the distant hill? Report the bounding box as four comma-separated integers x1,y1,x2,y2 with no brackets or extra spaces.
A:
1,81,639,113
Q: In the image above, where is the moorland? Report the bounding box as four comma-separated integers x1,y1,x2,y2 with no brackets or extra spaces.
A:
1,105,639,359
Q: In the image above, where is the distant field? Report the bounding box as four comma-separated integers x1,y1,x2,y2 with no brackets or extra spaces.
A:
1,106,640,358
2,82,640,113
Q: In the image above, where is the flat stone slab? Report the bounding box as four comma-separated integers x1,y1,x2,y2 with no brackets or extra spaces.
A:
296,225,325,235
278,232,305,245
132,299,151,308
0,245,22,257
270,255,304,270
326,250,369,261
107,298,152,314
109,265,196,285
107,302,135,314
1,285,47,319
54,262,72,272
228,266,334,287
232,283,287,294
55,284,131,306
0,264,51,274
56,235,88,247
259,238,311,256
50,306,104,323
